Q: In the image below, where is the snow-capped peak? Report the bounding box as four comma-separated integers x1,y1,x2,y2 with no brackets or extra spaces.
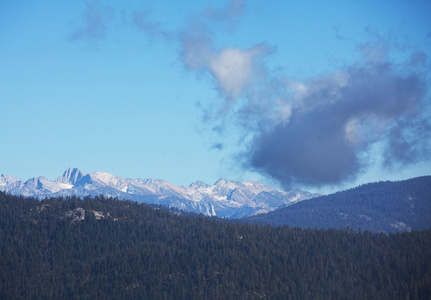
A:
0,174,20,185
90,171,122,186
2,168,319,218
55,167,86,185
214,178,227,185
188,181,209,189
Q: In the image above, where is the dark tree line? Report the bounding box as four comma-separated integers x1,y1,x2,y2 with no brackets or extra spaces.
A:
0,191,430,299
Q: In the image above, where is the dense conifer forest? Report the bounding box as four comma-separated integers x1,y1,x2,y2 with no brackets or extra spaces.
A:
1,191,430,299
245,176,431,232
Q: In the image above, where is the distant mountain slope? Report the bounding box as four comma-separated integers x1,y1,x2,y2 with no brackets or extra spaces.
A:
243,176,431,233
0,168,319,218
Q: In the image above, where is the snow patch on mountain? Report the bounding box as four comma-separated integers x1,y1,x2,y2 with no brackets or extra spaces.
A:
0,168,321,218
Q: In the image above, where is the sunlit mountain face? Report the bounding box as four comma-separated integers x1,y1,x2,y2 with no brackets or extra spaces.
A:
0,168,320,218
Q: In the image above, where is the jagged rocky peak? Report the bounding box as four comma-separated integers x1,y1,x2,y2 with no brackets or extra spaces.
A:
1,168,321,218
55,167,86,185
214,178,244,188
214,178,246,190
214,178,227,185
189,180,209,189
0,174,19,184
25,176,47,184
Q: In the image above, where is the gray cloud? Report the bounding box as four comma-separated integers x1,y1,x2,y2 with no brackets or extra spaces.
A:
383,118,431,168
68,1,431,189
179,2,429,189
178,12,431,189
246,57,430,188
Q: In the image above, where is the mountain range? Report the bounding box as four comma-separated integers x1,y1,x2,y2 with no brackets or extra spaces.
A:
0,168,319,218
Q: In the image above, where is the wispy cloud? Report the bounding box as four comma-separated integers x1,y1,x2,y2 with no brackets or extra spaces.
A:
178,0,276,117
204,0,246,30
178,3,428,189
178,2,431,189
332,25,349,41
68,1,431,189
131,9,172,41
181,32,270,104
69,1,114,40
182,12,431,189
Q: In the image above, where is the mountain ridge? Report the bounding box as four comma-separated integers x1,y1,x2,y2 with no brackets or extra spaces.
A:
242,175,431,233
0,168,319,218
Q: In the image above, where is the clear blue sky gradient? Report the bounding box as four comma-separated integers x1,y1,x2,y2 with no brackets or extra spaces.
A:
1,0,430,193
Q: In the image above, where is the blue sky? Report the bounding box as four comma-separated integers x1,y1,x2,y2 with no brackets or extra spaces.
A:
1,0,430,193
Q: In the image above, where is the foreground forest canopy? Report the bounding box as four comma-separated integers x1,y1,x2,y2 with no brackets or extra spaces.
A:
1,192,430,299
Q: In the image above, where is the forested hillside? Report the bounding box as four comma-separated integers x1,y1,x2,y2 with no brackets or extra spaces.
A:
1,191,430,299
244,176,431,232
